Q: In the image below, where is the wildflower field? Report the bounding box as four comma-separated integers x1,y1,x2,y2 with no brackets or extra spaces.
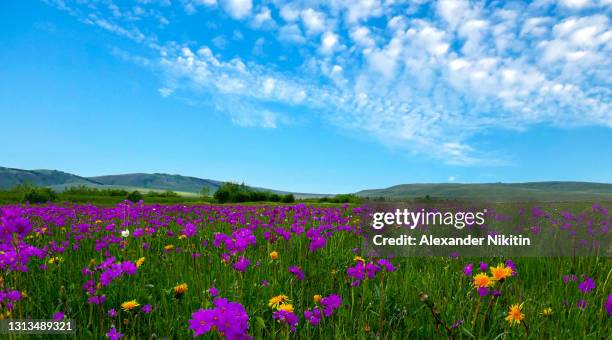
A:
0,201,610,339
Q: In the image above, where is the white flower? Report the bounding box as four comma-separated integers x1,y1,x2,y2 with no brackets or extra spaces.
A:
121,229,130,238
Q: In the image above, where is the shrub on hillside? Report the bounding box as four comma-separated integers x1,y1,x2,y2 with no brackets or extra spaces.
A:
22,187,58,204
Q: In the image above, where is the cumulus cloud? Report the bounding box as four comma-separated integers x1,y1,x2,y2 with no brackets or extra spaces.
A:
222,0,252,19
46,0,612,164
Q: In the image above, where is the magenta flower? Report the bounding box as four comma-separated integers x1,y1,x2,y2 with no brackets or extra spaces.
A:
320,294,342,317
304,309,322,326
106,327,123,340
273,310,299,332
232,257,251,272
142,304,152,314
188,298,250,339
53,311,64,320
108,308,117,317
463,263,473,277
477,287,489,297
578,277,596,294
605,294,612,316
479,262,488,272
365,263,380,279
288,266,305,280
377,259,395,272
208,286,219,297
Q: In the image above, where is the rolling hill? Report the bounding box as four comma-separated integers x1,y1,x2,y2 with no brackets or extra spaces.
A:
356,182,612,202
1,166,611,201
0,167,321,198
0,167,103,189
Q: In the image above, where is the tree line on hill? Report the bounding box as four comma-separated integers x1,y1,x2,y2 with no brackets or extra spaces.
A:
0,182,364,205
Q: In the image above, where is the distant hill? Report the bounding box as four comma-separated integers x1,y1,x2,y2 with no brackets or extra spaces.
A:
0,166,322,198
2,166,611,202
0,167,103,189
89,173,223,194
356,182,612,202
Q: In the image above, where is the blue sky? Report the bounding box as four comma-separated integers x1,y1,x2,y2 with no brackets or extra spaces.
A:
0,0,611,193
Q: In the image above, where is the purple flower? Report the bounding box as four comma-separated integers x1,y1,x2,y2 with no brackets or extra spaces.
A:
208,286,219,297
232,257,251,272
106,327,123,340
88,295,106,305
108,308,117,317
377,259,394,272
142,304,152,314
121,261,137,275
577,299,588,309
365,263,380,279
463,263,473,277
505,259,517,276
605,294,612,316
477,287,489,297
184,222,197,238
273,310,298,332
261,280,270,287
188,298,250,338
53,311,64,321
492,289,502,297
320,294,342,317
347,263,365,281
451,320,463,329
479,262,488,272
578,277,596,294
288,266,305,280
6,290,22,301
304,309,322,326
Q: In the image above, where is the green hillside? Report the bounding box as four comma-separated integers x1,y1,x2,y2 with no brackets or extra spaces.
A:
356,182,612,202
0,167,102,188
88,173,223,193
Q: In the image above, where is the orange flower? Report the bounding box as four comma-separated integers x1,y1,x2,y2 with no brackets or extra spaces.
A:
473,273,495,288
269,251,279,260
490,264,513,281
505,303,524,326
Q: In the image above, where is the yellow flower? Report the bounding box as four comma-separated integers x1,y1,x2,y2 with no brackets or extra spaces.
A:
95,220,102,224
269,251,279,260
164,245,175,251
505,303,524,326
268,295,289,309
121,300,140,312
354,256,365,263
174,283,188,297
48,256,63,264
490,264,513,281
278,304,294,312
178,234,187,240
541,307,553,317
313,294,322,304
136,257,145,267
473,273,495,288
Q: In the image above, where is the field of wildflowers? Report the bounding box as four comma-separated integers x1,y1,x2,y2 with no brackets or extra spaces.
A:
0,201,610,339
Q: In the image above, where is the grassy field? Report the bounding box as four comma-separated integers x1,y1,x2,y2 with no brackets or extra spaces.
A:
0,202,610,339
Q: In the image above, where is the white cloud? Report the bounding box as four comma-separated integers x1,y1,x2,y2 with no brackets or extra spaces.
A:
300,8,326,34
222,0,252,19
320,31,338,54
158,87,174,97
279,24,305,43
279,4,300,22
558,0,592,9
49,0,612,163
252,6,274,28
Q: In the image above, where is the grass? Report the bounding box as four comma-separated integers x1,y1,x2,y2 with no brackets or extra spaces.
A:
1,202,610,339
